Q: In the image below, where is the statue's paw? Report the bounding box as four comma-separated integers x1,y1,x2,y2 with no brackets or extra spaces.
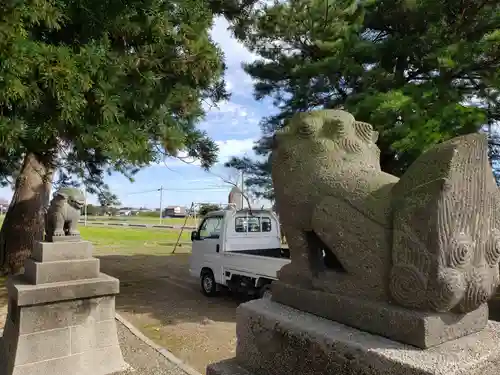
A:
53,230,65,237
389,264,428,310
485,230,500,267
278,262,313,288
457,266,498,313
68,230,80,236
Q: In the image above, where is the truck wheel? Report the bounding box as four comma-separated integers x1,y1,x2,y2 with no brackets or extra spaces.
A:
201,270,217,297
259,284,272,299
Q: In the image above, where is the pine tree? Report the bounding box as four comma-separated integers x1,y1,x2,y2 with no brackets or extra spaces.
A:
487,122,500,185
0,0,255,273
225,138,273,200
227,0,500,198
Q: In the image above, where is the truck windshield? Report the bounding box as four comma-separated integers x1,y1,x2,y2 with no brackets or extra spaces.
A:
199,216,223,239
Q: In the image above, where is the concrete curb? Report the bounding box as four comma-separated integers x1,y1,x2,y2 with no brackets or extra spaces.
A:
115,313,203,375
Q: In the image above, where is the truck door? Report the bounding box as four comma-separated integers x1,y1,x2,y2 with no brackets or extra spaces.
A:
190,215,224,281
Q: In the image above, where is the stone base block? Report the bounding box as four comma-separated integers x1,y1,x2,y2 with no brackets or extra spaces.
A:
46,234,82,243
272,281,488,348
207,298,500,375
1,275,126,375
0,333,126,375
7,273,119,307
207,358,251,375
31,241,93,262
24,258,99,284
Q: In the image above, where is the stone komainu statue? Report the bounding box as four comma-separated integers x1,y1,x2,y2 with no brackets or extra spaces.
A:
271,109,500,314
45,187,85,241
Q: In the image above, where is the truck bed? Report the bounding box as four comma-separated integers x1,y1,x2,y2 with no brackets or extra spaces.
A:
227,248,290,259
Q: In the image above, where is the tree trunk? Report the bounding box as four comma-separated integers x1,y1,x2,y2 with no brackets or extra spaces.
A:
0,152,54,275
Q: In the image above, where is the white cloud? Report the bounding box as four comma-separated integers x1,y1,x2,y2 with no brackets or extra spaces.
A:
195,17,264,139
199,96,262,138
210,17,257,98
211,18,257,68
152,18,265,169
159,137,256,168
215,138,255,163
217,101,248,116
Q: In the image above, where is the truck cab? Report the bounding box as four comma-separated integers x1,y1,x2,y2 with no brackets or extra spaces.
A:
189,207,290,298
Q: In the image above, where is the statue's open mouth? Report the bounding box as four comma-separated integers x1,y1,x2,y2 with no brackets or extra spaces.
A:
72,200,85,207
305,231,347,274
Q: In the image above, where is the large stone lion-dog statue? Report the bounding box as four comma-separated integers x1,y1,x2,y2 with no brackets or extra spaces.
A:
271,109,500,313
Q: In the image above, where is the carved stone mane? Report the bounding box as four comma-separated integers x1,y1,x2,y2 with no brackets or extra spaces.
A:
390,134,500,313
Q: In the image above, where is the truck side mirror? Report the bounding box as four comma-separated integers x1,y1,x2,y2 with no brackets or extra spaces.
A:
191,231,198,241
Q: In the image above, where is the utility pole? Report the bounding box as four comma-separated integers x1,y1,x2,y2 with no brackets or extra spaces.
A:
80,172,88,226
240,171,245,209
158,186,164,224
83,187,88,226
193,203,198,227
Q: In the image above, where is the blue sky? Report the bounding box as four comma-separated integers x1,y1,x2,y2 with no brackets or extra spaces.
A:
0,17,274,209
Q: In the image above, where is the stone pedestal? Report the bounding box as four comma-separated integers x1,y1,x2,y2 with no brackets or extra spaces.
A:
271,281,489,349
0,239,128,375
208,298,500,375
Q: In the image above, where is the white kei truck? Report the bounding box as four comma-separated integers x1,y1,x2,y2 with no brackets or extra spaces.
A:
189,207,290,298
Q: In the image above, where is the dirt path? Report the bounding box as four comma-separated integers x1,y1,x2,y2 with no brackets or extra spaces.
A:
0,251,241,374
98,252,241,373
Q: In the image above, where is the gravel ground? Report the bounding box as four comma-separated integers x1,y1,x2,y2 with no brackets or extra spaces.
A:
115,318,197,375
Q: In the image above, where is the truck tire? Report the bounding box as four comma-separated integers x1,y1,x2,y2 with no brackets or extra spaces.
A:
201,270,217,297
259,284,272,299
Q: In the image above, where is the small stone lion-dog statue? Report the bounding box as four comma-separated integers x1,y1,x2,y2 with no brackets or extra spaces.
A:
271,109,500,314
45,187,85,241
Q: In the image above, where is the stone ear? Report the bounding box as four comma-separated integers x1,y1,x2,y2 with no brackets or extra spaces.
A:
56,193,68,200
354,121,377,144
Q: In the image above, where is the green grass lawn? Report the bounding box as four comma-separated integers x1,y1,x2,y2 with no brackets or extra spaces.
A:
0,213,198,226
0,215,192,255
0,214,197,226
79,225,192,256
84,215,198,226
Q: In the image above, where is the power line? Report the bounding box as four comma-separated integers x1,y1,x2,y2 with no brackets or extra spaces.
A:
125,189,160,195
123,187,228,196
164,187,228,191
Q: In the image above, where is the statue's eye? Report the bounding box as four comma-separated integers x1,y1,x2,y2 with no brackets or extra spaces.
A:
297,122,316,137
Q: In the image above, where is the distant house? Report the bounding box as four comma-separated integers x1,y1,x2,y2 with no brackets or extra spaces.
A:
163,206,187,218
0,198,9,214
